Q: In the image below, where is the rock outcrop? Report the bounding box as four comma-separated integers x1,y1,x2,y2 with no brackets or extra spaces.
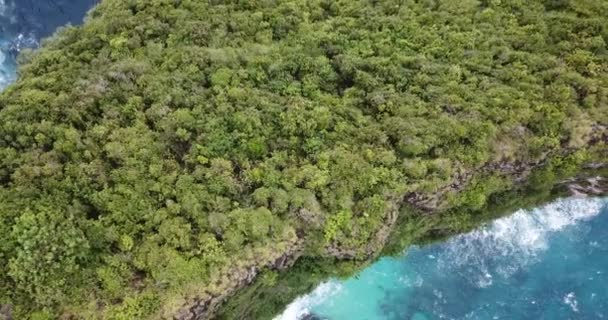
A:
173,239,304,320
563,176,608,197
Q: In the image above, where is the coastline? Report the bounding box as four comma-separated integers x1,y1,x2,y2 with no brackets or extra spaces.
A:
278,196,608,320
211,143,607,320
0,1,606,319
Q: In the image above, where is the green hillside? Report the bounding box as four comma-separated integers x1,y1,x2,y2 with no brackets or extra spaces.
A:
0,0,606,318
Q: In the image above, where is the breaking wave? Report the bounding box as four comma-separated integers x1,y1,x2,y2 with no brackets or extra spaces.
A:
439,197,606,287
274,281,343,320
0,33,37,90
276,197,608,320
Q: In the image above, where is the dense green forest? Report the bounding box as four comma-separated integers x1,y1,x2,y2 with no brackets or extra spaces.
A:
0,0,607,319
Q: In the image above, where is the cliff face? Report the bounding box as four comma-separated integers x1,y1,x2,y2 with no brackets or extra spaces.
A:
212,159,608,320
406,126,608,212
174,241,303,320
212,126,607,320
203,153,608,320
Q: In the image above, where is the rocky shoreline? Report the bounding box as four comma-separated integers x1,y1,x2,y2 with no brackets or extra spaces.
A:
2,155,603,320
0,172,602,320
407,125,607,213
173,163,607,320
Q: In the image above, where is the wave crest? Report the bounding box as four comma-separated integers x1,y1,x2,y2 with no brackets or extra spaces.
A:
276,198,607,319
438,197,607,287
274,281,342,320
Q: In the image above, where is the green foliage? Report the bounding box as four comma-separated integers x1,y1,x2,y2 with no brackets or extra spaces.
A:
529,151,588,191
450,176,511,211
107,292,160,320
0,0,606,318
6,203,89,308
324,210,353,243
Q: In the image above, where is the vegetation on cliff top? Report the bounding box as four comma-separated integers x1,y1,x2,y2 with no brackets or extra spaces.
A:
0,0,607,318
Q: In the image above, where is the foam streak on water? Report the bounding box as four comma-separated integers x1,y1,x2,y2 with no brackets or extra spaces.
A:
277,197,608,320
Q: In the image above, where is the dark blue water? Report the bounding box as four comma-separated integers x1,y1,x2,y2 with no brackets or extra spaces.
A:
0,0,95,88
278,197,608,320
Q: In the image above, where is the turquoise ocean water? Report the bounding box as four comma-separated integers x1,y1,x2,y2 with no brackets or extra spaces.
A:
278,197,608,320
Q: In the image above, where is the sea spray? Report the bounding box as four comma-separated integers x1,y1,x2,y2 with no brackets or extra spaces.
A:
438,197,607,287
276,281,343,320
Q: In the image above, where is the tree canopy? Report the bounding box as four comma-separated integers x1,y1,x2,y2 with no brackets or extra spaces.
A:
0,0,606,318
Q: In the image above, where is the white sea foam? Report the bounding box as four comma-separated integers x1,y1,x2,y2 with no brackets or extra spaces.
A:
438,197,607,287
563,292,579,312
0,49,12,90
0,45,16,90
0,32,40,90
0,0,16,91
274,280,343,320
11,33,39,52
